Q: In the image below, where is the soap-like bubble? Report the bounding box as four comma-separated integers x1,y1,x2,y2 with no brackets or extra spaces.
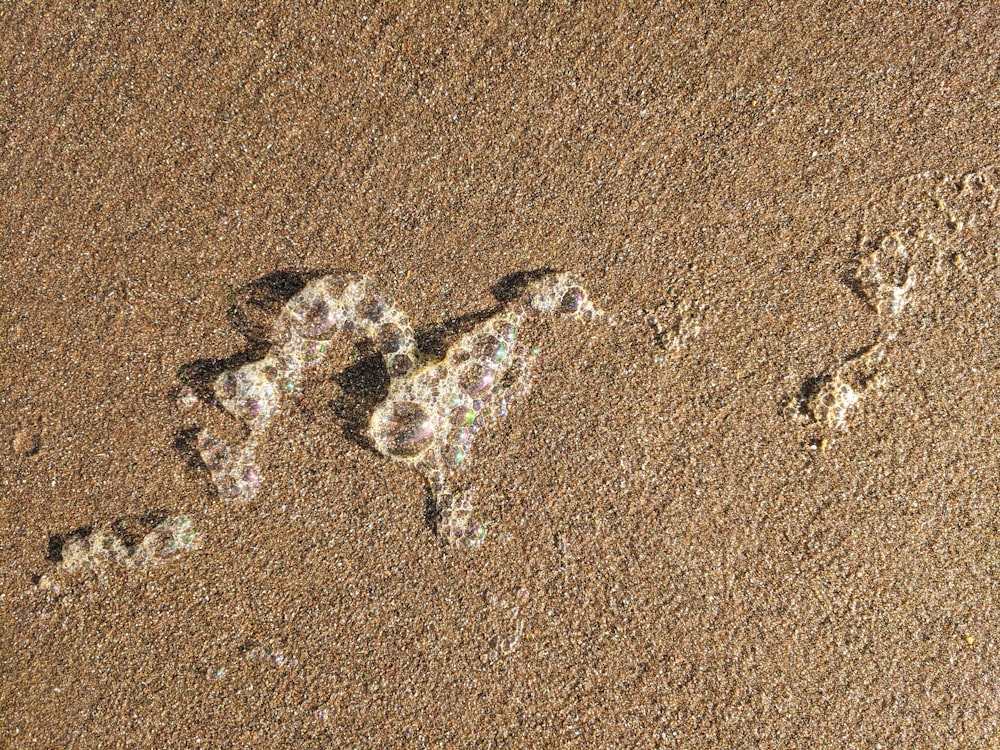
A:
459,362,496,396
449,405,475,426
807,376,860,431
494,321,516,343
375,401,435,457
377,323,405,354
521,273,600,319
478,334,508,363
442,442,466,468
559,287,585,313
357,296,388,323
214,360,282,429
286,294,338,338
390,353,414,376
197,430,262,499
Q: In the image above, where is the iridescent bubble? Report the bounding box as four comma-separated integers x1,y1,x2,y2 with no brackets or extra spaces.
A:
242,464,262,495
390,353,413,376
302,339,328,360
244,398,265,417
259,360,280,381
464,521,487,547
479,334,508,362
493,320,517,343
288,296,337,338
442,443,466,467
376,323,405,354
358,296,388,323
449,404,476,426
559,286,585,313
460,363,496,395
378,401,435,457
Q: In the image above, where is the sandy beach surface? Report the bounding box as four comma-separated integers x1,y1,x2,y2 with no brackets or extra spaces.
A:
2,2,998,747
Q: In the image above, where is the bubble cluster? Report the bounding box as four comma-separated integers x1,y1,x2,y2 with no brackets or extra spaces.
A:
57,516,201,575
788,336,893,433
855,232,916,318
366,272,600,548
789,167,998,435
197,274,418,499
856,166,998,322
806,375,860,431
197,430,262,499
644,299,703,362
195,271,600,548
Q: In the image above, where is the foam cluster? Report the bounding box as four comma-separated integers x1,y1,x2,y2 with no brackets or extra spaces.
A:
855,232,916,318
856,166,998,323
58,516,201,574
197,274,419,499
806,375,860,431
368,273,600,547
212,275,417,427
791,167,997,434
197,271,600,549
197,430,262,499
787,336,892,432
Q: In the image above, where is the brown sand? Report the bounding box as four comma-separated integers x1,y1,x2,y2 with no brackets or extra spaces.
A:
2,2,999,747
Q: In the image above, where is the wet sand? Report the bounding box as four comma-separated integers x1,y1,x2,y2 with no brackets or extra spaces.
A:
2,3,999,747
